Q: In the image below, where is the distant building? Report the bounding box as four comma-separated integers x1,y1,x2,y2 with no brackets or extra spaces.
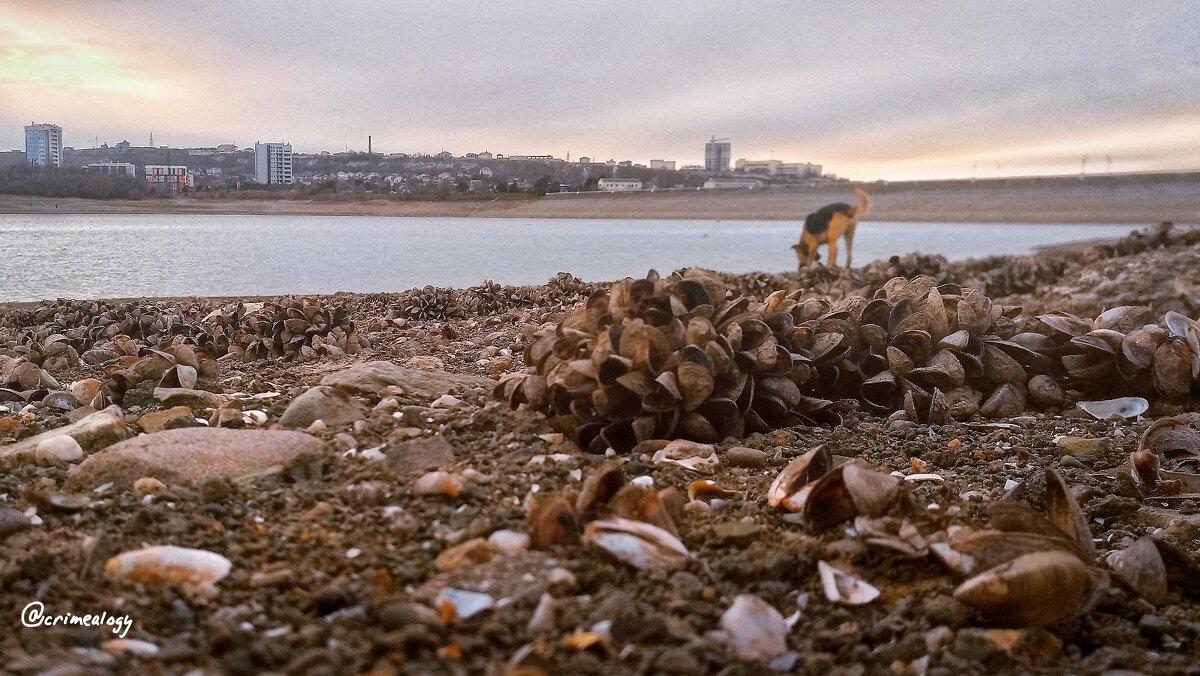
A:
436,150,453,159
617,160,632,167
510,154,554,161
144,165,192,191
216,144,238,152
597,178,643,192
704,138,731,172
558,183,572,193
83,162,136,176
468,179,485,193
477,151,493,160
735,159,822,177
254,142,293,184
649,159,676,170
188,147,218,155
578,156,591,164
115,140,131,150
24,123,63,167
703,177,762,190
479,167,493,177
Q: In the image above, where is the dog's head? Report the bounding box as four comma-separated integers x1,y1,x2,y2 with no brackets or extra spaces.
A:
791,242,820,262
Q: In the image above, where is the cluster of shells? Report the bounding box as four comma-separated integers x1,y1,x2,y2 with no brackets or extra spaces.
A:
211,297,366,362
496,268,1200,452
0,296,365,368
395,273,598,321
526,462,690,572
768,440,1200,625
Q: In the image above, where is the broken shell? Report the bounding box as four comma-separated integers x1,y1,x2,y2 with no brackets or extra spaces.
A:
930,529,1089,577
1106,536,1169,605
767,445,832,508
436,588,494,621
1043,468,1095,559
717,594,788,662
841,463,900,518
575,462,627,519
413,471,465,497
688,479,737,502
607,484,679,536
528,494,582,549
1138,416,1200,459
651,439,719,473
1152,339,1194,397
105,545,232,587
953,550,1107,627
1077,397,1148,420
818,560,880,605
1128,449,1161,488
583,517,689,571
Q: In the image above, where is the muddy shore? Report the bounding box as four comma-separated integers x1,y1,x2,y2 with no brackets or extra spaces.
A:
2,172,1199,223
1,228,1200,674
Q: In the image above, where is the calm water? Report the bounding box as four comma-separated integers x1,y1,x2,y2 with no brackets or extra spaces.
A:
0,214,1139,302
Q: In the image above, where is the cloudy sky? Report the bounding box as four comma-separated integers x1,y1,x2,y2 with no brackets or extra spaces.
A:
2,1,1197,180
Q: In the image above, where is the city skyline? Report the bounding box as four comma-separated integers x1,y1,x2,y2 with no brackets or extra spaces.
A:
2,2,1198,180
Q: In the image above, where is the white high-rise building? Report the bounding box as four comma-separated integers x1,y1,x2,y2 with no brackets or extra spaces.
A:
254,142,293,184
25,123,63,167
704,137,730,173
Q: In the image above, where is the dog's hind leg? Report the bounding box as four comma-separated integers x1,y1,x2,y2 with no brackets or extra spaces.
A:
844,222,857,268
826,238,838,268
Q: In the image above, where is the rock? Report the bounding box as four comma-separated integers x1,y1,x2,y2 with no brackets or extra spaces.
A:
0,506,33,539
386,435,456,475
723,446,767,469
153,388,224,409
278,386,368,428
34,435,84,465
377,601,443,631
950,627,1062,664
487,529,531,555
430,394,463,408
133,477,167,496
405,356,444,372
324,361,489,400
0,405,130,469
435,538,496,572
1055,436,1109,458
137,406,199,434
68,427,325,489
711,521,761,546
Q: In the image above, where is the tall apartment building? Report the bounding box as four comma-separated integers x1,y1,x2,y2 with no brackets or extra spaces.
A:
704,138,730,173
649,159,676,170
25,123,63,167
254,142,293,184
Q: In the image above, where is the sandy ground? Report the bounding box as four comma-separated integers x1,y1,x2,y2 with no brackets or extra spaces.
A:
2,173,1198,223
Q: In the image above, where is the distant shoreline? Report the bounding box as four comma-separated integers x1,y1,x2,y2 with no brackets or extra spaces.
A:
2,172,1197,224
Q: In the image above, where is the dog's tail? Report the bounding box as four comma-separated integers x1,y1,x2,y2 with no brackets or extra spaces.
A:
851,187,870,217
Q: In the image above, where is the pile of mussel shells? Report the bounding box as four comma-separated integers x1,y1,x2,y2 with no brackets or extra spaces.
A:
0,299,224,370
466,280,539,316
395,285,463,321
216,297,366,362
496,268,1200,452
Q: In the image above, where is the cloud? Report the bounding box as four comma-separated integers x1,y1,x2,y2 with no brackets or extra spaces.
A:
2,1,1197,179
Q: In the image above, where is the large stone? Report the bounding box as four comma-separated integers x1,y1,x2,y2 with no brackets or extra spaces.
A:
0,405,130,469
386,435,456,475
68,427,325,489
320,361,490,400
278,386,368,428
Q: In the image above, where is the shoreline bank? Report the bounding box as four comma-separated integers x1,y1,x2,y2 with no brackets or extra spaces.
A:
2,173,1198,223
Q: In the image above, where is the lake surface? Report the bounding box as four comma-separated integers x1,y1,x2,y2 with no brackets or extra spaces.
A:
0,214,1139,302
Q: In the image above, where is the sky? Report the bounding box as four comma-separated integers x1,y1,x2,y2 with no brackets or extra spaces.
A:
1,1,1198,180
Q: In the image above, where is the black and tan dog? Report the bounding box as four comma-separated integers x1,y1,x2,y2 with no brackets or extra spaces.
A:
792,187,870,268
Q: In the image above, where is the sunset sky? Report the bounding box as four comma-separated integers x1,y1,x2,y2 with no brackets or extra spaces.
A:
2,1,1197,180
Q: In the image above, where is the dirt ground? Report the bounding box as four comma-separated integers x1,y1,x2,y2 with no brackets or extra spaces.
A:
1,232,1199,675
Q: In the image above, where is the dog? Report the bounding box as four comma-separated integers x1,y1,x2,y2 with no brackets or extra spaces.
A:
792,187,870,269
